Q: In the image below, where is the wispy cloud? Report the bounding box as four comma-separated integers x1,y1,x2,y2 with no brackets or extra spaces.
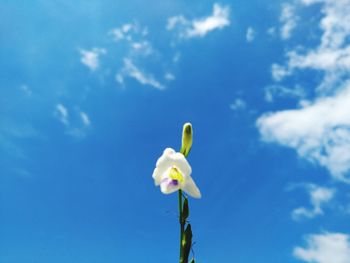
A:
272,0,350,91
246,27,256,42
131,41,153,56
118,58,165,90
110,23,152,57
108,22,168,89
84,11,229,90
230,98,247,111
115,73,124,86
109,23,135,41
294,232,350,263
267,27,276,36
264,85,306,103
291,184,335,220
164,73,175,81
187,4,230,38
109,22,148,42
257,83,350,181
79,48,106,71
280,3,298,40
80,111,91,126
167,3,230,39
271,63,290,82
258,0,350,181
55,103,69,126
0,120,40,161
55,104,91,137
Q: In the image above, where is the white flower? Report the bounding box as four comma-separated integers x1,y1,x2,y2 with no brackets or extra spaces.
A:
152,148,201,198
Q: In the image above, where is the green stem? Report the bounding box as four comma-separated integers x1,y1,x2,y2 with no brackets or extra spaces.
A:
179,189,184,263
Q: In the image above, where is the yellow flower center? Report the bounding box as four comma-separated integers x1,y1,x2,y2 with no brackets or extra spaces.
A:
169,166,184,183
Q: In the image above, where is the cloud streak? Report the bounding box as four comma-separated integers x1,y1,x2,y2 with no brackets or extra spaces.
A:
79,48,106,71
280,3,298,40
56,103,69,126
258,83,350,181
294,232,350,263
55,104,91,138
246,27,256,42
258,0,350,181
167,3,230,39
80,111,91,126
230,98,247,111
118,58,165,90
291,185,335,220
264,85,306,103
272,0,350,91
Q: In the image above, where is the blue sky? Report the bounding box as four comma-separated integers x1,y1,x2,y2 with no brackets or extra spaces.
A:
1,0,350,262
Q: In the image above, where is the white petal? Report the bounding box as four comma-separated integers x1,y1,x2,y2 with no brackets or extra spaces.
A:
171,152,191,176
156,148,175,168
152,148,175,185
152,167,162,185
160,177,180,194
182,175,201,198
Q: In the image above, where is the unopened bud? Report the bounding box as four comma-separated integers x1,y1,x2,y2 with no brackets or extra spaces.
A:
180,123,192,157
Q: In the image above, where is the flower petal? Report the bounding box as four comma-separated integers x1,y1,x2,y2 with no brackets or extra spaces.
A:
156,148,175,168
171,152,191,176
152,167,162,185
182,175,201,198
160,177,180,194
152,148,175,185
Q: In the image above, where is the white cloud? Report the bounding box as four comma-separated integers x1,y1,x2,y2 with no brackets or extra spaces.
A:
279,46,350,91
294,232,350,263
108,22,166,89
246,27,256,42
111,23,145,55
230,98,246,111
274,0,350,91
259,0,350,181
0,119,40,163
55,104,91,137
122,23,133,33
55,103,69,126
164,73,175,81
292,185,335,220
167,16,188,30
257,82,350,181
109,28,125,41
188,4,230,37
264,85,306,102
167,3,230,38
109,23,137,41
109,22,148,42
115,73,124,85
280,3,298,40
80,112,91,126
119,58,165,90
267,27,276,36
131,41,153,56
271,63,291,81
300,0,323,5
79,48,106,71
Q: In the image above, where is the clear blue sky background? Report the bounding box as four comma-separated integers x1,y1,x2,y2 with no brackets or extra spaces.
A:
1,0,350,262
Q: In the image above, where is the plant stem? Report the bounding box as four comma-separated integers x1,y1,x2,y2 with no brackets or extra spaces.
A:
179,189,185,263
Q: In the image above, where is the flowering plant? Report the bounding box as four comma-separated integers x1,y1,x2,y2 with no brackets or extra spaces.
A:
152,123,200,263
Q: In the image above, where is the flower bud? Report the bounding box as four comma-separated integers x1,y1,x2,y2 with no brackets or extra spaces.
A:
180,123,193,157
